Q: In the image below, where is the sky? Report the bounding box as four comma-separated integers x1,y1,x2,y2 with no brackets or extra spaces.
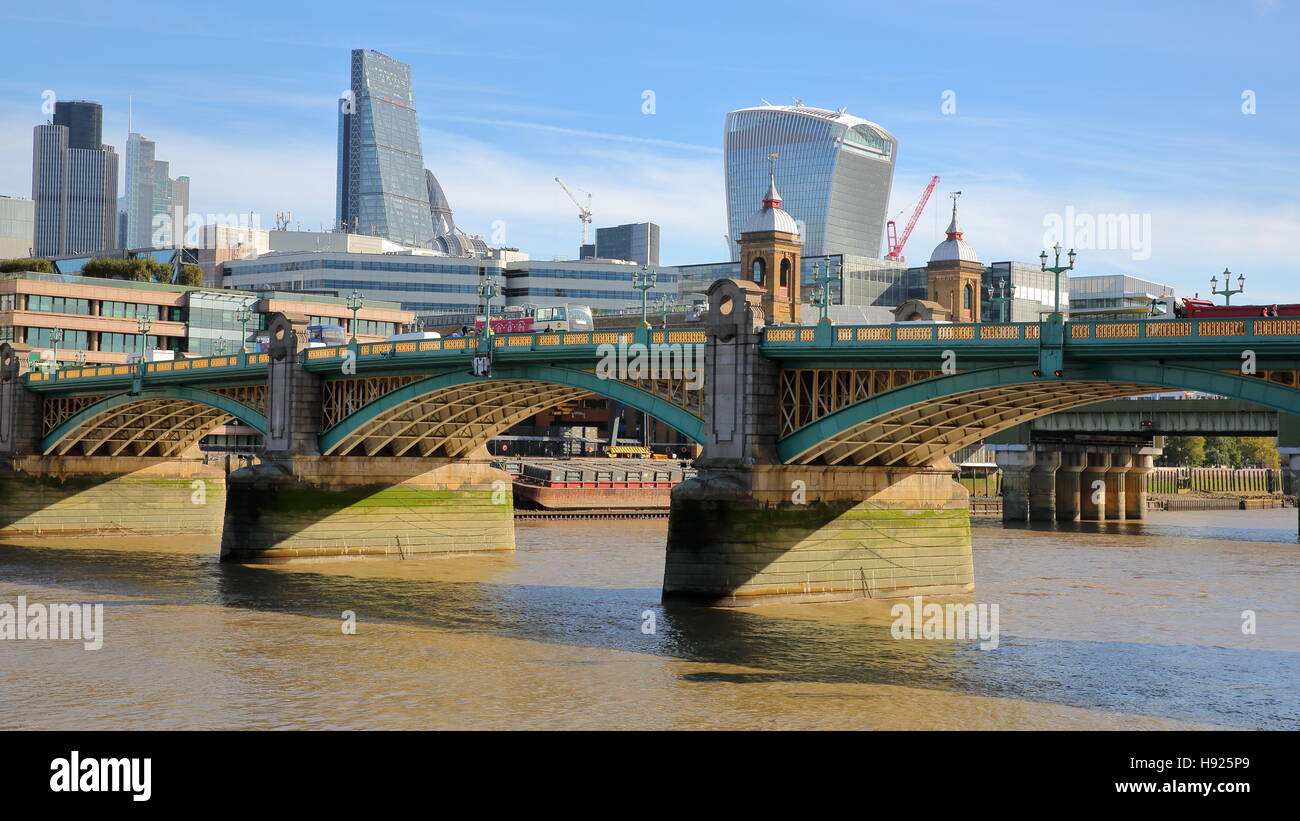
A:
1,0,1297,301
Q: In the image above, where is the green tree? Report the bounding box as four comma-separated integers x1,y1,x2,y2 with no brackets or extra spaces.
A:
178,264,203,286
1159,435,1205,466
1203,436,1244,468
1238,437,1280,469
0,258,54,273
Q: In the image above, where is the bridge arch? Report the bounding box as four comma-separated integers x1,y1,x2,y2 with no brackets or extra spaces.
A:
42,386,268,457
778,362,1300,467
318,364,706,458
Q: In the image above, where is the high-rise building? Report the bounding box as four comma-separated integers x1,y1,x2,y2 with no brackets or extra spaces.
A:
595,222,660,266
724,103,897,259
31,101,118,257
53,101,103,151
124,133,189,248
336,49,434,247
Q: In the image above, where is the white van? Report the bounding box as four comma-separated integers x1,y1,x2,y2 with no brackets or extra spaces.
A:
385,330,442,342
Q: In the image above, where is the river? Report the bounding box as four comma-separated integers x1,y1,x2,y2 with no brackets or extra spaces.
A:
0,508,1296,730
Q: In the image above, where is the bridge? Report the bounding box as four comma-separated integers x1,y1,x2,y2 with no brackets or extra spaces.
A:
2,278,1298,604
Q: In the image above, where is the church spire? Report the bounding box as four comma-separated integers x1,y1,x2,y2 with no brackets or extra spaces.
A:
763,152,782,209
946,190,963,240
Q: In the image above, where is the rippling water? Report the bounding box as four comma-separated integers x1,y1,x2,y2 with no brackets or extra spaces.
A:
0,508,1295,730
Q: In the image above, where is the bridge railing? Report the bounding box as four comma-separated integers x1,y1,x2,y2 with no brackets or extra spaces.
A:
25,352,271,384
762,317,1300,345
302,329,708,361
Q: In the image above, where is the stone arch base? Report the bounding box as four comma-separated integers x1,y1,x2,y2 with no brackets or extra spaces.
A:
663,462,972,606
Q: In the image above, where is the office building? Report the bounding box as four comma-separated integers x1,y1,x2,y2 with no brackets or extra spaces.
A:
337,49,434,247
32,103,118,257
124,132,190,249
725,102,897,259
595,222,660,266
1068,274,1172,321
0,196,35,258
0,271,412,364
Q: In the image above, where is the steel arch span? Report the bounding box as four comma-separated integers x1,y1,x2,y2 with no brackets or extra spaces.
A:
318,364,706,458
777,363,1300,467
41,386,268,458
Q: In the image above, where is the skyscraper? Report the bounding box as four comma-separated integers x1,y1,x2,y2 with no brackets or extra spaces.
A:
124,132,190,248
595,222,660,266
336,49,434,247
31,100,118,257
724,103,897,259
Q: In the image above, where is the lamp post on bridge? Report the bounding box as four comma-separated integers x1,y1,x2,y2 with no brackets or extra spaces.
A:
658,295,670,329
48,327,63,377
132,315,152,395
346,291,364,342
810,259,840,325
235,306,253,355
633,266,657,329
987,277,1016,323
1038,242,1076,321
1210,268,1245,305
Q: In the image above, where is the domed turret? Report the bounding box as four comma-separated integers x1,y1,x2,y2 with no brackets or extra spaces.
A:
929,197,979,264
741,170,801,237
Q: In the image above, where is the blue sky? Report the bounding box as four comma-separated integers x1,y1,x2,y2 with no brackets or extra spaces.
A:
1,0,1297,300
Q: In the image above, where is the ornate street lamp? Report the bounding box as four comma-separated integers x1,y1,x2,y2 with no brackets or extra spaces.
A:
987,277,1017,323
346,291,364,342
658,295,670,329
1210,268,1245,305
811,259,840,324
633,266,657,328
136,315,153,356
215,339,230,356
48,327,63,375
1039,242,1076,320
477,273,501,341
235,306,253,353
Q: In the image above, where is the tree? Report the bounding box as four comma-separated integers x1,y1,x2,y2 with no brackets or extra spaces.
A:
0,258,53,273
178,264,203,287
1203,436,1244,468
1238,437,1280,469
1159,435,1204,467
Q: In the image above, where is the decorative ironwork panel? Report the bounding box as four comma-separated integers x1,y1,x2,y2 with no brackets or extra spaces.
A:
321,375,422,430
42,395,108,435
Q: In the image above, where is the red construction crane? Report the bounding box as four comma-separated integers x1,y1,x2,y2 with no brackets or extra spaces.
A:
885,175,939,262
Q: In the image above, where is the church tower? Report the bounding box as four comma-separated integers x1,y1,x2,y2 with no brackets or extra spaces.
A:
926,193,983,323
738,158,803,324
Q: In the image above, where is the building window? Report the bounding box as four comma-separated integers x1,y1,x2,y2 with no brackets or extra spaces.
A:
963,283,972,310
751,258,765,286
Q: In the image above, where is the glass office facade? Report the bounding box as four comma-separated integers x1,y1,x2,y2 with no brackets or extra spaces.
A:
725,105,897,259
1068,274,1173,320
185,291,263,356
982,262,1069,322
337,50,433,247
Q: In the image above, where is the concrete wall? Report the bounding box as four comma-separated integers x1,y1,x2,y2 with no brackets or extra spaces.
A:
220,458,514,563
0,456,224,536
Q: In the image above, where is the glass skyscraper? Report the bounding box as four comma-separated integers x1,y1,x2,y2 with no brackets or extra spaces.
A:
725,103,897,259
336,49,433,247
32,100,118,257
124,133,190,248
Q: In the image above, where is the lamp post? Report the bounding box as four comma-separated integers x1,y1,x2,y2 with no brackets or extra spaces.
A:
48,327,63,375
658,295,670,329
987,277,1017,323
136,315,152,355
477,273,501,342
1210,268,1245,305
74,350,86,367
215,339,230,356
811,259,840,324
346,291,364,342
1038,242,1076,320
633,266,657,328
235,306,253,353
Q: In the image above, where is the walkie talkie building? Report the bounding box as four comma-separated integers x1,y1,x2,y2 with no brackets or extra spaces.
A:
336,49,433,247
724,103,897,259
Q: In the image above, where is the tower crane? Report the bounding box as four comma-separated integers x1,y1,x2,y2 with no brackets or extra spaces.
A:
885,175,939,262
554,177,593,246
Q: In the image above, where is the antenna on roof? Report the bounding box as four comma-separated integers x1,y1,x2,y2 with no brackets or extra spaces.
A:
791,97,803,106
759,97,773,106
837,107,846,114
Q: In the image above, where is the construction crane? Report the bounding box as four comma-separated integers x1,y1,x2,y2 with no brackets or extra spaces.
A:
554,177,593,246
885,175,939,262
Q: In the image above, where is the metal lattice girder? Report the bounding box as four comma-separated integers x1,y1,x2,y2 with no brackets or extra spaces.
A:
778,363,1300,467
319,365,707,457
41,386,269,457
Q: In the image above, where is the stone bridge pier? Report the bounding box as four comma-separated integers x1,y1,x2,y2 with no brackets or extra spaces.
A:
219,315,514,563
663,280,973,606
0,342,225,537
993,442,1156,524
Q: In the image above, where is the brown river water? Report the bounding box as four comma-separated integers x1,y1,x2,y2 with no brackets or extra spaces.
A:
0,509,1296,730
